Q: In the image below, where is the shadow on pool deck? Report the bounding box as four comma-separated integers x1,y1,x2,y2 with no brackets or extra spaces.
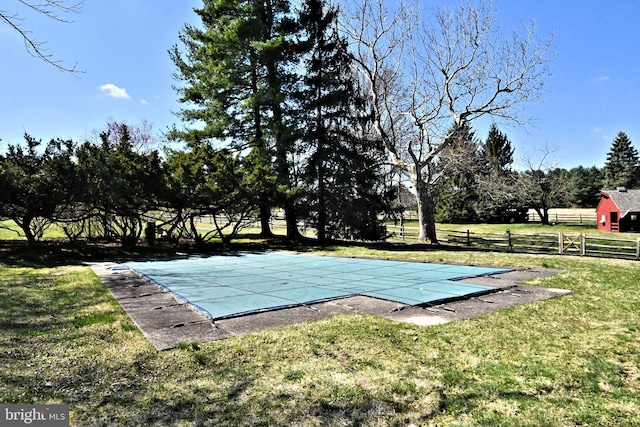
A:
89,262,568,350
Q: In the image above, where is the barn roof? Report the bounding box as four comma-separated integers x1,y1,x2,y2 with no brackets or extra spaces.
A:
600,188,640,217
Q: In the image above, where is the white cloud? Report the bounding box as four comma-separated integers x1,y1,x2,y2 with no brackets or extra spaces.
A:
99,83,131,99
595,75,611,82
140,98,148,105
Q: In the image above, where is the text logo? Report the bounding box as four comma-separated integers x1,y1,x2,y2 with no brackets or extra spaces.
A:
1,405,69,426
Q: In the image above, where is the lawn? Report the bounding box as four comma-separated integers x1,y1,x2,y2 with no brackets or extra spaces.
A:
1,243,639,426
0,220,68,241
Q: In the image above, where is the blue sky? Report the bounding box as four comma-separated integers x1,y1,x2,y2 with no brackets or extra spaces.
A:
0,0,638,169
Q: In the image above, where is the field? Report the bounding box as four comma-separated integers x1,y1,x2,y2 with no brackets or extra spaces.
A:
525,207,597,222
1,238,639,425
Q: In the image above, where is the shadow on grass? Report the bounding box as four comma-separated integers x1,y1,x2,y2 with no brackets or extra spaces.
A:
0,237,454,269
0,239,224,268
0,265,119,342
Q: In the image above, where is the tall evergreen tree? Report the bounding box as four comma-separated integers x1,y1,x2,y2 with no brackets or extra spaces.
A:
296,0,386,241
170,0,268,235
258,0,305,239
170,0,301,238
482,123,514,175
568,165,604,207
170,0,255,142
475,124,526,222
317,133,389,240
171,0,392,241
435,122,483,223
603,131,639,189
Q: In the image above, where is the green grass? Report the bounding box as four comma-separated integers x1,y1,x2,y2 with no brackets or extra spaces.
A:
0,220,68,240
1,247,639,426
0,220,23,240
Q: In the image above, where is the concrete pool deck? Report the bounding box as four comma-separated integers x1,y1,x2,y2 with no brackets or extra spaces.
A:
89,258,569,350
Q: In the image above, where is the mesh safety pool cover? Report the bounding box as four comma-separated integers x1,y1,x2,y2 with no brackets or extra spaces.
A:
124,252,509,319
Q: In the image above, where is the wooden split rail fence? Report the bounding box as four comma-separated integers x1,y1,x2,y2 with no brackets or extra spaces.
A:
525,212,597,225
387,225,640,261
195,216,640,261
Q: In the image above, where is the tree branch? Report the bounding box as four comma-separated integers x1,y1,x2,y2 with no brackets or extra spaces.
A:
1,0,84,73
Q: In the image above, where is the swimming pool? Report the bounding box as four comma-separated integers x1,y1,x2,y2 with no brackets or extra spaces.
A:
123,252,509,320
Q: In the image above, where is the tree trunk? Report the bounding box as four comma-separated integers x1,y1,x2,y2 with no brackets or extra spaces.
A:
250,53,274,240
316,92,326,243
265,50,299,240
17,214,37,246
258,202,275,238
317,174,326,242
535,207,550,225
284,199,302,240
414,178,438,244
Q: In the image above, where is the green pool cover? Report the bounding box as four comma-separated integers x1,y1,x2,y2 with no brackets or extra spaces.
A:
123,252,510,320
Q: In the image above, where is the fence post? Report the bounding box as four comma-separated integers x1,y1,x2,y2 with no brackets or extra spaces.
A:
401,224,405,241
467,229,470,246
581,233,586,256
559,232,564,254
636,238,640,261
506,229,512,251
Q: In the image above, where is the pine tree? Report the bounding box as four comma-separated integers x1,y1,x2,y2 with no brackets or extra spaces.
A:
319,133,389,240
482,123,514,175
603,131,639,189
436,122,483,223
170,0,301,238
296,0,386,241
170,0,258,143
258,0,306,239
568,166,604,207
475,124,525,222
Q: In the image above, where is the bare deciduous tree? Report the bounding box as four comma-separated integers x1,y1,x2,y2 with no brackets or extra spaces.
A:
0,0,83,73
516,146,570,225
477,144,569,225
342,0,553,242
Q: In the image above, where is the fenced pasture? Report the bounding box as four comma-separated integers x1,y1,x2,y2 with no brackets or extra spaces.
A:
525,208,597,225
386,221,640,261
437,229,640,260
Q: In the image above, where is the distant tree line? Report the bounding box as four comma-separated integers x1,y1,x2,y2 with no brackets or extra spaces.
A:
433,129,639,225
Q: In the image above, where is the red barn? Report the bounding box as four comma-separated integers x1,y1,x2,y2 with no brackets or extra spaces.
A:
596,187,640,232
